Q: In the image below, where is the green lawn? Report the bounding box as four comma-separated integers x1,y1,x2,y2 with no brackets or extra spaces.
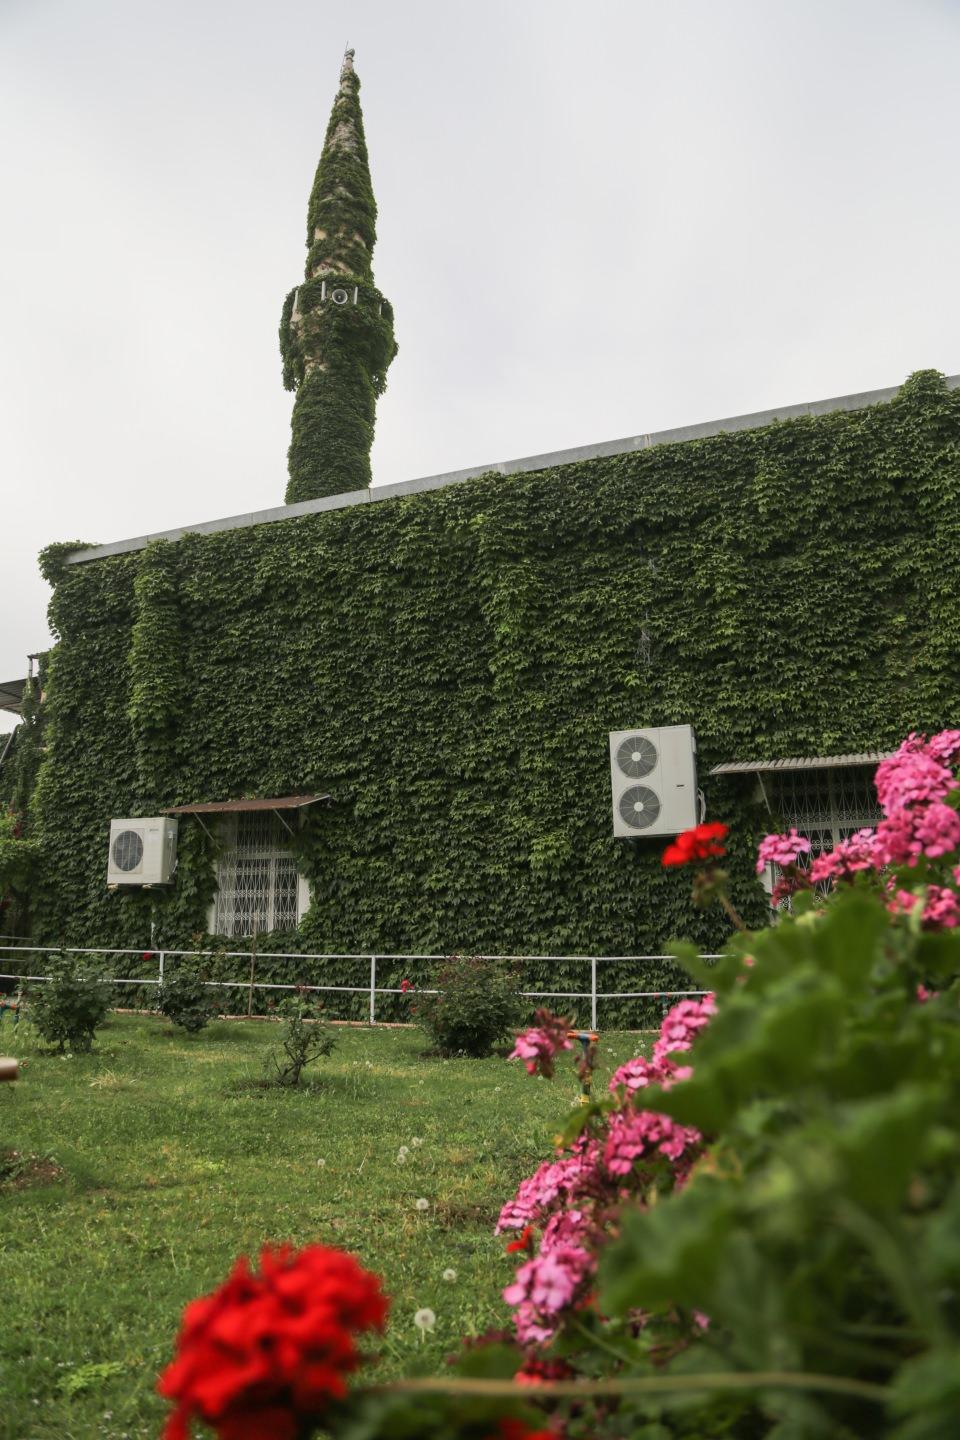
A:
0,1012,644,1440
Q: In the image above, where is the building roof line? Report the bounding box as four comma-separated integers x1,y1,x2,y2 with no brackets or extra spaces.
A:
65,373,960,566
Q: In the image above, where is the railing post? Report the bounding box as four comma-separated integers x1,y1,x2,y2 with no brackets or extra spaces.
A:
369,955,377,1026
158,951,165,989
591,957,598,1032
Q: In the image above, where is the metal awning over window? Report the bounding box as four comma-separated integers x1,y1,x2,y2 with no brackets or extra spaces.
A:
162,794,328,815
708,752,893,776
709,754,888,836
0,677,27,716
162,794,329,840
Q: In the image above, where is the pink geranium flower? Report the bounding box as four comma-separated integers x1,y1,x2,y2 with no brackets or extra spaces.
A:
887,885,960,930
496,1140,601,1232
921,886,960,929
913,802,960,859
756,828,811,874
810,828,884,883
608,1053,668,1095
875,741,955,814
509,1009,573,1079
501,980,717,1349
602,1107,701,1176
925,730,960,765
652,994,716,1068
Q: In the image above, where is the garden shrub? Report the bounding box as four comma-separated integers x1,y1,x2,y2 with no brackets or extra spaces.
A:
264,993,336,1087
28,952,111,1053
414,953,522,1057
156,961,216,1033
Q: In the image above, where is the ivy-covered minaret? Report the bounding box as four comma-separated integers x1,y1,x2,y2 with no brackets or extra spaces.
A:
280,49,397,503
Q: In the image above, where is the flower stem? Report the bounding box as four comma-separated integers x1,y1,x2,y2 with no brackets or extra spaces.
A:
379,1370,889,1404
718,891,747,932
570,1316,635,1366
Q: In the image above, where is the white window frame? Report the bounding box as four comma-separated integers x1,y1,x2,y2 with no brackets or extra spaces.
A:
766,764,882,857
206,812,310,937
761,763,882,904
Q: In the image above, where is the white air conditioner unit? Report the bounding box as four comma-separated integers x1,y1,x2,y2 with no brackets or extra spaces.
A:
609,725,698,838
107,817,178,886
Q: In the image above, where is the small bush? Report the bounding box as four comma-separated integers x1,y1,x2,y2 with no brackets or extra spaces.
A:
415,954,521,1057
28,952,111,1053
264,993,336,1087
157,962,216,1033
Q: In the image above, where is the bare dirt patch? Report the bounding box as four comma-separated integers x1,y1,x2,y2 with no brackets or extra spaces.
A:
0,1149,64,1191
433,1199,500,1230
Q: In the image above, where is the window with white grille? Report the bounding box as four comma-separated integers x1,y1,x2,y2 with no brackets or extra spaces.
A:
211,812,300,937
759,765,883,907
770,765,882,857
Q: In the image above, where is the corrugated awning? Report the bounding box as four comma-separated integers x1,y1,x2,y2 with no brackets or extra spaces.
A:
709,752,893,776
0,678,26,715
162,794,329,815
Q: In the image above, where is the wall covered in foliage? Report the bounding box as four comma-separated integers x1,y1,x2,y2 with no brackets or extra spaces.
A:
19,371,960,1020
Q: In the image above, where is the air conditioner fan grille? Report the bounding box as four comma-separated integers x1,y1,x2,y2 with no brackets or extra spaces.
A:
618,785,661,830
616,735,658,779
112,829,144,873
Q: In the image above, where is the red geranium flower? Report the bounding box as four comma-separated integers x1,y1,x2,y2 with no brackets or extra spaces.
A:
514,1355,573,1386
400,979,414,994
505,1224,535,1255
662,822,728,868
488,1420,556,1440
157,1244,388,1440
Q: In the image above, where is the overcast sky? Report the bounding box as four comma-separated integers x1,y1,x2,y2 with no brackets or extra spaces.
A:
2,0,959,729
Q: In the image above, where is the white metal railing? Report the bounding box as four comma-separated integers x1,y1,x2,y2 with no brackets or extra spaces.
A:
0,944,716,1029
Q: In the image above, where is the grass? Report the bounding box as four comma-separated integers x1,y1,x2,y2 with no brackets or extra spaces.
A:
0,1011,646,1440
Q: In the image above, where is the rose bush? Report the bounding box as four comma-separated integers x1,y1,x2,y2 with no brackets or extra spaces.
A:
414,954,522,1057
27,951,111,1053
264,993,337,1087
157,960,217,1033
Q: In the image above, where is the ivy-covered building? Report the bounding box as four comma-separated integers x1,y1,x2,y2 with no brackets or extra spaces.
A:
6,367,958,984
3,55,960,1019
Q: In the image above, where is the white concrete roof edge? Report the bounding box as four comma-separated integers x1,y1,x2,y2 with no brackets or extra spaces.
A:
65,373,960,566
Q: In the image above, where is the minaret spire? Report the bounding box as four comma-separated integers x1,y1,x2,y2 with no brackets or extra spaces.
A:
280,50,397,503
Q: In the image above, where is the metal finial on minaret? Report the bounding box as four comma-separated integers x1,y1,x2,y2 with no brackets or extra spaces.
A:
340,46,355,80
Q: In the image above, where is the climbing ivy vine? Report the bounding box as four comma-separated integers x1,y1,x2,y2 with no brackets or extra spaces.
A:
18,371,960,1023
280,280,396,502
